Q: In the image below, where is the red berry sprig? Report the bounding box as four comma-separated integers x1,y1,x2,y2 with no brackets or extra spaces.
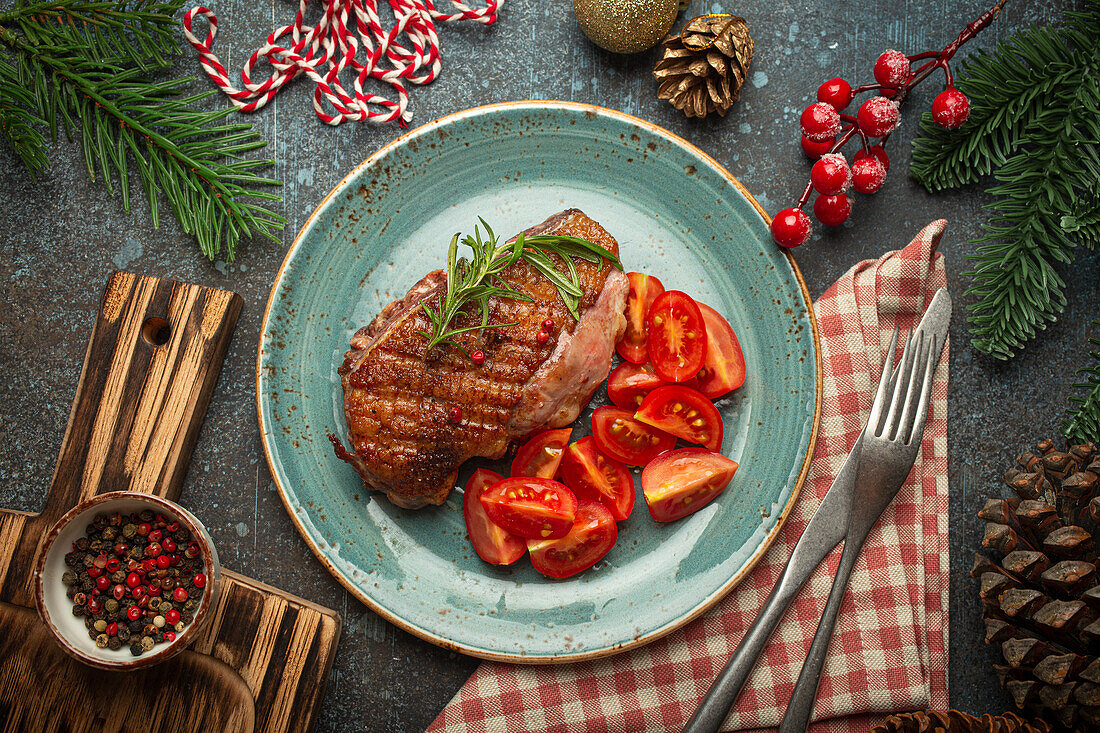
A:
773,0,1006,248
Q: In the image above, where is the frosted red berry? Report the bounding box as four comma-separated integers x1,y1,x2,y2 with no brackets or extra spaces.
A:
448,406,463,423
536,330,550,344
166,609,182,625
126,572,142,588
814,194,852,227
800,135,834,160
771,208,812,248
173,587,189,603
816,78,853,111
810,154,851,195
856,97,899,137
470,349,485,365
126,605,142,621
932,87,970,129
800,103,841,143
163,632,176,642
873,49,910,88
851,156,887,194
192,573,207,588
854,144,890,172
106,622,118,637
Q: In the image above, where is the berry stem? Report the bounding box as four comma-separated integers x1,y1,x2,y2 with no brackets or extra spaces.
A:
782,0,1007,247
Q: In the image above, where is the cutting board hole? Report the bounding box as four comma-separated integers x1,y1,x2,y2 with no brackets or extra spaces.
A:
142,317,171,346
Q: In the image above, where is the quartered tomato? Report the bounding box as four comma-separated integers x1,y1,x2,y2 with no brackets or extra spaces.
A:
591,406,677,467
558,437,635,521
462,469,526,566
480,477,578,540
646,290,708,383
616,273,665,364
689,303,746,398
642,448,739,522
528,500,618,579
606,361,666,410
635,385,723,452
511,428,572,479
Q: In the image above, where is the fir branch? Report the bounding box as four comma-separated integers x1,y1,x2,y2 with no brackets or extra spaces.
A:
0,59,48,173
0,1,284,260
0,0,180,69
909,0,1100,359
1064,321,1100,445
910,25,1079,192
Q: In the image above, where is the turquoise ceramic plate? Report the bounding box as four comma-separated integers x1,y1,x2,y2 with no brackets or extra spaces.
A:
258,102,821,662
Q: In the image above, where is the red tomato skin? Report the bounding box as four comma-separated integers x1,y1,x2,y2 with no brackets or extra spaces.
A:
591,406,677,467
606,362,666,410
646,290,708,383
528,500,618,579
642,448,739,522
510,428,572,479
689,303,746,399
616,273,665,364
480,477,578,540
462,469,526,565
634,385,724,452
558,437,635,521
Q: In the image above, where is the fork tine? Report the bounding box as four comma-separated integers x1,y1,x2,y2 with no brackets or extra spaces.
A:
906,335,938,445
896,333,930,444
882,329,915,439
867,327,899,435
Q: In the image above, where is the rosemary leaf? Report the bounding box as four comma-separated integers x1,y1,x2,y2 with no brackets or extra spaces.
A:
419,221,621,352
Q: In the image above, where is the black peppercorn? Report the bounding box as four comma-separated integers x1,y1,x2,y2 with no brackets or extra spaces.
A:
139,510,154,523
107,636,122,651
75,537,89,551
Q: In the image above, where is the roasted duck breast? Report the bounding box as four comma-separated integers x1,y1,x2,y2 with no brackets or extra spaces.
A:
332,209,629,509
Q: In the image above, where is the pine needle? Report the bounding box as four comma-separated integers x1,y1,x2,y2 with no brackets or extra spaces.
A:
909,0,1100,359
0,0,284,260
1064,321,1100,445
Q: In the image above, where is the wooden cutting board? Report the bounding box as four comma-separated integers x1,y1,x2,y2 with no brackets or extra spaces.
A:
0,272,341,733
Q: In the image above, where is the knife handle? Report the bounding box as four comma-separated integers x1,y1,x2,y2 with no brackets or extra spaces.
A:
682,569,800,733
776,528,865,733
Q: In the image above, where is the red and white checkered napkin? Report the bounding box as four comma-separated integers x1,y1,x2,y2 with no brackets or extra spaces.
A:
429,220,952,733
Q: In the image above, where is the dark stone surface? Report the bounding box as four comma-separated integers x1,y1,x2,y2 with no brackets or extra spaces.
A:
1,0,1095,729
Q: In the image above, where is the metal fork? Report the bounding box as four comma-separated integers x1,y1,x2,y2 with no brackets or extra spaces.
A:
777,328,938,733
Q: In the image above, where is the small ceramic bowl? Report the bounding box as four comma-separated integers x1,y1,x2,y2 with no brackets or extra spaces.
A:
33,492,220,670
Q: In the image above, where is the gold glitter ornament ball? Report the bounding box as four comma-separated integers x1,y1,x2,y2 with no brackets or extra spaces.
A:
573,0,680,54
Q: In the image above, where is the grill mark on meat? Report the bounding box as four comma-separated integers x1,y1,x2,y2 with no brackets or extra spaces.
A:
333,209,628,509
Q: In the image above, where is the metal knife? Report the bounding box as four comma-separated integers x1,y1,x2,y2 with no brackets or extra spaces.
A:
683,287,952,733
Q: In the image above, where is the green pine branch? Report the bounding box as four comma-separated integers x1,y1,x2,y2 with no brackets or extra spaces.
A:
909,1,1100,360
1064,321,1100,445
0,0,284,260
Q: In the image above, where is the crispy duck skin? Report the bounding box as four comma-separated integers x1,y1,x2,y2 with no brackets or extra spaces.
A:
331,209,628,509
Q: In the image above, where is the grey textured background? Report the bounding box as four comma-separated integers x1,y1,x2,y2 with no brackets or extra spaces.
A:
2,0,1097,730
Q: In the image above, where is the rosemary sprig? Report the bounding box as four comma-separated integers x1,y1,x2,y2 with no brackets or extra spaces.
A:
419,219,622,352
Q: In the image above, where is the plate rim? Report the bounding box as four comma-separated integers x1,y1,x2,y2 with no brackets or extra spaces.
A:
256,100,823,663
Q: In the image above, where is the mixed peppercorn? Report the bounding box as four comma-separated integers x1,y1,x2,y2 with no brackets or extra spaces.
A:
62,509,207,656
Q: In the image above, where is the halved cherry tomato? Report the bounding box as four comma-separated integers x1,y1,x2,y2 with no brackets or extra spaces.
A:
480,477,578,540
646,290,708,383
689,303,746,398
642,448,739,522
511,428,572,479
607,361,666,410
528,500,618,579
558,437,635,521
635,385,723,452
591,406,676,466
462,469,526,565
616,273,665,364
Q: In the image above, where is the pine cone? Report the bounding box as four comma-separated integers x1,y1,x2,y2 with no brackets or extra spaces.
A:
973,440,1100,730
653,15,753,119
871,710,1053,733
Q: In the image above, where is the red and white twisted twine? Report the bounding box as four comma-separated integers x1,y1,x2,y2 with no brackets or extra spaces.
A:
182,0,502,126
